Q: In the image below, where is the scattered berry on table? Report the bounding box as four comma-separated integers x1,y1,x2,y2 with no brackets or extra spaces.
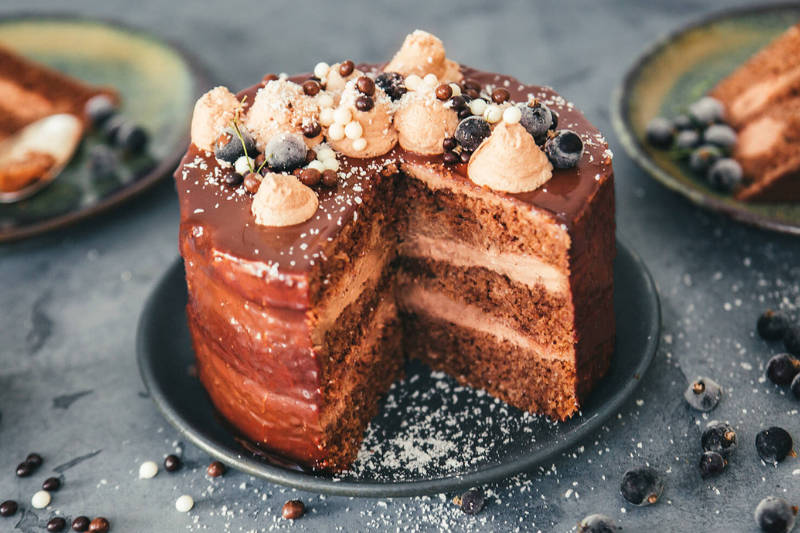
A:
71,516,91,532
756,427,794,465
784,326,800,355
26,453,43,468
689,145,722,176
699,451,726,478
703,123,737,149
684,377,722,411
116,121,148,154
707,158,743,192
766,354,800,385
519,102,553,141
620,466,664,506
675,129,700,150
0,500,17,517
215,126,257,164
42,477,61,491
755,496,798,533
454,116,491,152
578,513,619,532
545,130,584,169
702,421,738,457
15,461,33,477
88,145,119,181
84,95,117,127
758,310,792,341
455,489,485,515
282,500,305,520
207,461,226,478
102,115,127,144
265,133,307,172
673,114,694,130
688,96,725,126
47,517,67,532
164,454,181,472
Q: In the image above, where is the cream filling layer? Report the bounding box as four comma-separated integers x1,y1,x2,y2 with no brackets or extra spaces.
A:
311,219,394,346
401,285,571,360
398,233,568,294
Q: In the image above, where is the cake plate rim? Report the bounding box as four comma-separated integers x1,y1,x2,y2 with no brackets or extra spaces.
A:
611,1,800,236
136,237,660,497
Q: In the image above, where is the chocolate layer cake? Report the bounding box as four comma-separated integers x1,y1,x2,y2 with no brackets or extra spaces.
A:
176,31,616,471
710,23,800,202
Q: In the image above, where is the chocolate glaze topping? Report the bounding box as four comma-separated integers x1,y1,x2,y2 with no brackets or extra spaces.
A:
176,65,612,277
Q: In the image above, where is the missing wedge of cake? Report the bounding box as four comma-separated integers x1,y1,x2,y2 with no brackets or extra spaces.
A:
176,30,616,471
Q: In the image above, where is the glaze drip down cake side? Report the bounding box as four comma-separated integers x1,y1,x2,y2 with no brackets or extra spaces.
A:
175,31,616,471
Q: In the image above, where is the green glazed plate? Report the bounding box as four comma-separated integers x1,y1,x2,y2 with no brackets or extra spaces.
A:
612,3,800,235
0,15,213,242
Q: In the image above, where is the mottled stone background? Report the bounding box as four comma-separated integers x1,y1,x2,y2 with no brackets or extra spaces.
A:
1,1,798,531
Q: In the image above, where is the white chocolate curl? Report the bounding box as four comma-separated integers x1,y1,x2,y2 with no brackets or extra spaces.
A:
244,80,321,150
467,122,553,193
384,30,462,83
394,86,458,155
190,87,241,151
251,173,319,227
327,81,398,158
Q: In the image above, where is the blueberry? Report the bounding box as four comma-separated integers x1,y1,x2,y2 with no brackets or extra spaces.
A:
215,127,257,164
265,133,307,172
454,116,491,152
675,129,700,150
457,489,484,515
689,145,722,176
699,451,726,478
375,72,405,100
645,117,674,149
784,326,800,355
755,496,798,533
116,121,148,154
689,96,725,126
88,145,118,181
84,95,117,127
703,124,737,149
707,158,743,193
545,130,584,169
578,514,619,533
756,427,794,465
684,377,722,412
702,421,738,458
102,115,127,144
791,373,800,400
620,466,664,506
518,102,553,141
766,354,800,385
758,310,791,341
673,114,694,130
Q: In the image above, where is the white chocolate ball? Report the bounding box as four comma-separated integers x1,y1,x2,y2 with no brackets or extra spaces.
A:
31,490,51,509
484,104,503,124
333,107,352,125
234,156,253,175
175,494,194,513
502,106,523,124
423,73,439,87
344,121,363,140
323,158,340,171
352,138,368,151
316,147,335,161
139,461,158,479
307,160,325,172
313,62,330,79
469,99,487,116
319,108,335,127
404,75,422,91
328,123,345,141
449,83,462,97
317,93,334,109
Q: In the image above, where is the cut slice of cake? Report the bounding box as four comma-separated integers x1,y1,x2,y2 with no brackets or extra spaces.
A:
176,31,615,471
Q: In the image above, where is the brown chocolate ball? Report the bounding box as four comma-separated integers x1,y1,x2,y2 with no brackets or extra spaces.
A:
435,84,453,101
491,87,510,104
321,170,338,187
339,60,355,77
302,79,321,96
356,76,375,96
282,500,305,520
299,168,322,186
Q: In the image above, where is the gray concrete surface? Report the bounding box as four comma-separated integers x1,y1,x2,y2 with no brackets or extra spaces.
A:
1,1,799,531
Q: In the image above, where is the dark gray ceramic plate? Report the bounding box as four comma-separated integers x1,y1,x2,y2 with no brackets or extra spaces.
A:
612,3,800,235
0,15,213,242
136,239,660,497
